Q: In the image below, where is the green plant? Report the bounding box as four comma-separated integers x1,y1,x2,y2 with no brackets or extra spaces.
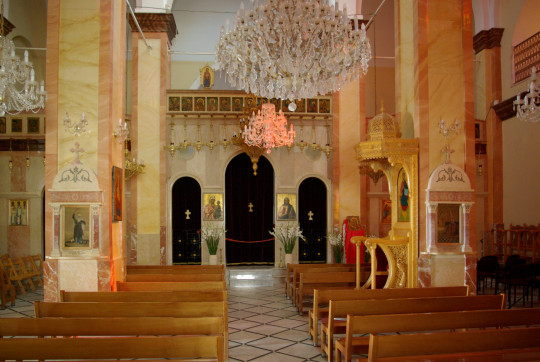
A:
202,223,225,255
328,229,344,263
270,223,304,254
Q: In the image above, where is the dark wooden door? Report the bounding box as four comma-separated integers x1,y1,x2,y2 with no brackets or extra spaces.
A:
225,153,274,265
172,177,201,264
298,177,327,263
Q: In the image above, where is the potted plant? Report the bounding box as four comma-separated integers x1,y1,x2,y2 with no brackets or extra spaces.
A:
328,228,344,264
201,223,225,265
270,222,304,266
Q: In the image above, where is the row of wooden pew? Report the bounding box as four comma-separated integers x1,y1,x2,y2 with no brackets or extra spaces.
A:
0,253,42,296
287,263,540,361
0,264,228,361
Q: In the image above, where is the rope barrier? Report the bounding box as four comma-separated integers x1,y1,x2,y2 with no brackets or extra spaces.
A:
225,237,275,244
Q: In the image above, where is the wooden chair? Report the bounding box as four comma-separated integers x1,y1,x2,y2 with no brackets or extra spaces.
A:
23,255,43,288
1,257,33,294
0,267,16,308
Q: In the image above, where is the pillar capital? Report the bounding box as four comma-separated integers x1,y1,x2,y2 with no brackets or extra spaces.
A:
473,28,504,54
128,13,177,45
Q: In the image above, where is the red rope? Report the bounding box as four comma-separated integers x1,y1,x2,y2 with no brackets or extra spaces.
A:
225,238,275,244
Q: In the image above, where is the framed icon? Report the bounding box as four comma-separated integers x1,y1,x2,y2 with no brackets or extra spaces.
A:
381,199,391,224
9,199,28,226
276,193,297,220
11,118,22,133
112,166,123,222
28,117,40,133
62,205,91,249
203,193,224,221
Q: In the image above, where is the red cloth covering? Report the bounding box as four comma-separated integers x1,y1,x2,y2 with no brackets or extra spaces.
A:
343,218,366,264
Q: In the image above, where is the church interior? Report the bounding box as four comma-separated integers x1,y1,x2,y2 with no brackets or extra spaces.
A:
1,0,540,360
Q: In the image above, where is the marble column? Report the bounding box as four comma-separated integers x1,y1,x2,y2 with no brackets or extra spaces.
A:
128,13,176,265
396,0,477,286
473,28,504,254
44,0,126,301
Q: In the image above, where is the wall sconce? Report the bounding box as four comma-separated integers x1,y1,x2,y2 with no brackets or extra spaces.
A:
125,137,145,179
25,140,30,168
64,112,89,136
206,123,217,150
477,164,483,177
194,124,204,151
220,122,230,150
113,119,129,143
8,139,13,173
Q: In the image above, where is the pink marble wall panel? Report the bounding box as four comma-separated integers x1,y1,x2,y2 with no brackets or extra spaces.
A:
160,225,166,265
7,226,30,258
465,254,477,295
97,259,111,291
48,191,102,203
128,224,137,264
418,254,432,287
10,155,26,193
43,259,59,302
427,191,475,202
53,214,60,251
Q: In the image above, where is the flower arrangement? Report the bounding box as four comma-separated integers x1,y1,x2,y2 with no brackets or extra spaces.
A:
328,228,344,264
201,223,225,255
270,223,304,254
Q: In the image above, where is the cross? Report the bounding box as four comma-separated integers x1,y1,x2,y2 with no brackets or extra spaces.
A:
70,142,84,164
442,144,454,164
308,211,314,220
185,209,191,219
248,202,254,212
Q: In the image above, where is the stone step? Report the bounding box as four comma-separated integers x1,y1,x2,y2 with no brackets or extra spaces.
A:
227,267,285,288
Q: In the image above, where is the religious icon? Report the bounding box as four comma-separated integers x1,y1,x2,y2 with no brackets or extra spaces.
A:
203,193,224,221
207,97,218,111
397,168,410,222
181,97,193,111
307,99,318,113
319,99,331,113
232,97,243,112
112,166,123,222
277,193,297,221
381,199,391,224
63,205,91,249
200,65,214,89
11,118,22,133
194,97,206,111
9,199,28,226
169,96,180,111
219,97,231,112
437,203,460,243
27,117,40,133
0,117,6,133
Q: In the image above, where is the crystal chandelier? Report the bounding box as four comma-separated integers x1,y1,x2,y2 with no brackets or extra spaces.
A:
514,67,540,123
215,0,371,102
243,102,295,153
0,1,47,116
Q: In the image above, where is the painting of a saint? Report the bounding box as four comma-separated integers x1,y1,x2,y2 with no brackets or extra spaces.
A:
232,97,243,112
208,97,218,111
168,97,180,111
397,169,410,222
194,97,206,111
112,166,123,222
28,117,40,133
181,97,193,111
63,206,90,248
200,65,214,89
437,204,460,243
203,193,224,221
9,199,28,226
307,99,318,113
219,97,231,112
0,117,6,133
319,99,331,113
381,200,391,224
277,193,297,220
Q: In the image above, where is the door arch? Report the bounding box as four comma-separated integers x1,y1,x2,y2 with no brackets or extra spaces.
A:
225,153,274,265
171,177,201,264
298,177,327,263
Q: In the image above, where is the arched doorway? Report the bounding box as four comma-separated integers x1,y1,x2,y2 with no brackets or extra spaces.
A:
298,177,327,263
171,177,202,264
225,153,274,265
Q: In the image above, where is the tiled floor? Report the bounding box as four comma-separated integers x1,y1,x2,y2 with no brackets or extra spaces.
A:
1,282,325,361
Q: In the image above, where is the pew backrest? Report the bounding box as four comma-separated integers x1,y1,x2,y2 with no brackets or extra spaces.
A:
125,273,224,282
60,290,227,302
116,280,226,291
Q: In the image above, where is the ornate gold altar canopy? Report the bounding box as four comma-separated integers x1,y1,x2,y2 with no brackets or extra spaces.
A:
354,105,419,288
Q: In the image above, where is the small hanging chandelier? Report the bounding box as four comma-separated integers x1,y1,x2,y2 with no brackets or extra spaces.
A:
514,67,540,123
243,102,295,153
0,0,47,116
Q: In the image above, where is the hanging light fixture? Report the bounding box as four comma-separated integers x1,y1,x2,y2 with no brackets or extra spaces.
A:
243,102,295,153
0,0,47,116
514,67,540,123
215,0,371,103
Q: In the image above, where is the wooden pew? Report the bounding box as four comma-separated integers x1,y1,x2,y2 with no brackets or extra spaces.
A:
309,286,469,347
291,266,359,306
296,271,366,314
0,316,223,337
365,327,540,362
0,335,224,361
285,263,354,298
35,300,228,361
127,264,224,271
126,273,224,282
116,280,226,291
286,264,356,299
321,294,505,362
128,268,225,275
60,289,227,302
335,308,540,362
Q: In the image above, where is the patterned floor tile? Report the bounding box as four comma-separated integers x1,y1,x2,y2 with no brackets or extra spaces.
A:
247,336,295,351
228,344,272,361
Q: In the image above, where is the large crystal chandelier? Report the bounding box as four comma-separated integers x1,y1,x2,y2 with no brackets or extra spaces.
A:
243,102,295,153
0,1,47,116
514,67,540,123
215,0,371,102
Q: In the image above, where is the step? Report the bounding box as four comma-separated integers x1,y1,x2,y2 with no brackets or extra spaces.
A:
227,266,286,288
